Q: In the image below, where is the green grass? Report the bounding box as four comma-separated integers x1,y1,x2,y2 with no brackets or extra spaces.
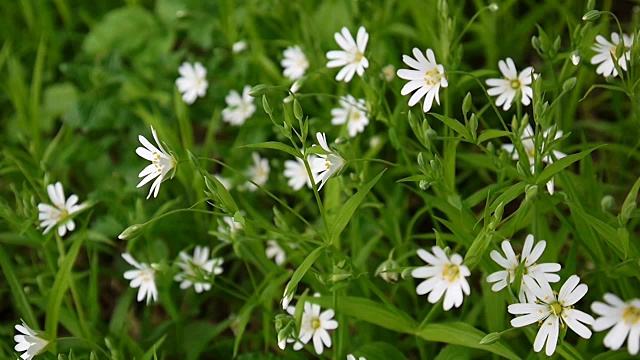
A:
2,0,640,359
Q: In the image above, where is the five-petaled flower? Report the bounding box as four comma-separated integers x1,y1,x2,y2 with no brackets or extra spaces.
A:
282,46,309,80
38,182,85,237
411,246,471,310
222,85,256,126
485,58,534,111
591,293,640,355
136,126,177,199
297,294,339,355
122,253,158,305
309,132,345,190
14,320,49,360
326,26,369,82
331,95,369,138
487,234,561,303
508,275,594,356
175,62,208,104
397,48,448,113
174,246,224,293
591,32,634,77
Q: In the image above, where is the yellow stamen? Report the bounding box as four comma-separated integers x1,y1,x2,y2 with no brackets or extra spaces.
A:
441,263,460,283
623,306,640,325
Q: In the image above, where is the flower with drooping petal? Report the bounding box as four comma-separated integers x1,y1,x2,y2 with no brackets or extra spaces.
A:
222,85,256,126
411,246,471,310
232,40,247,53
591,32,634,77
309,132,345,190
174,246,223,293
486,58,534,111
298,294,339,355
284,80,302,104
331,95,369,138
487,234,561,303
284,155,315,191
14,320,49,360
592,293,640,355
508,275,594,356
122,253,158,305
501,124,567,194
397,48,448,113
217,215,244,243
245,152,270,191
326,26,369,82
282,46,309,80
376,258,399,283
175,62,208,104
136,126,177,199
266,240,287,266
37,182,85,237
280,304,305,351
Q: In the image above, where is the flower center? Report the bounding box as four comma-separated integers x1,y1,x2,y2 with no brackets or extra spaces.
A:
610,46,617,57
424,70,442,86
354,51,364,62
550,301,563,316
324,157,333,170
140,269,153,283
349,110,361,121
311,317,321,330
623,306,640,325
59,209,69,220
441,263,460,283
297,58,309,68
510,79,521,90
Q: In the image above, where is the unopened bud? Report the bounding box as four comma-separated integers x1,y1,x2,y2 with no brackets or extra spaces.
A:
582,10,601,21
601,195,615,212
480,332,501,345
488,3,499,12
118,224,145,240
570,51,581,65
249,84,269,97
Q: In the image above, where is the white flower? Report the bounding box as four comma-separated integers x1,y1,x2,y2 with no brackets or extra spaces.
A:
282,305,305,351
501,124,567,194
222,85,256,126
136,126,177,199
570,51,581,66
281,46,309,80
284,156,314,191
284,80,302,103
591,32,634,77
347,355,366,360
14,320,49,360
508,275,594,356
411,246,471,310
326,26,369,82
266,240,286,266
122,253,158,305
245,152,270,191
309,132,345,190
217,216,244,243
298,294,339,355
592,293,640,355
397,48,448,113
485,58,534,111
174,246,223,293
175,62,208,104
232,40,247,53
37,182,84,236
487,235,561,303
331,95,369,138
381,64,395,82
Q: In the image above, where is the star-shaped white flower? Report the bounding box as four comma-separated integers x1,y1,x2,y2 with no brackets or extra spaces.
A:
298,294,339,355
136,126,177,199
326,26,369,82
174,246,223,293
591,32,634,77
284,155,315,191
266,240,287,266
122,253,158,305
37,182,85,236
14,320,49,360
487,234,561,303
222,85,256,126
592,293,640,355
309,132,345,190
501,124,567,194
411,246,471,311
508,275,594,356
331,95,369,138
245,152,270,191
282,46,309,80
175,62,208,104
397,48,448,112
485,58,534,111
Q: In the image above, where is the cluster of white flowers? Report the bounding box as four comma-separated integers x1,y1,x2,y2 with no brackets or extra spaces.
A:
174,246,224,293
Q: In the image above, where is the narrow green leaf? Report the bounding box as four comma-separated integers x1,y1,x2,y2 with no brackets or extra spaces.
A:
566,201,624,256
464,230,492,270
477,130,512,143
490,182,527,212
0,245,38,326
537,147,600,185
397,174,428,183
330,169,386,243
620,176,640,224
232,303,256,357
203,172,238,214
282,246,325,303
430,113,471,139
241,142,302,159
141,335,167,360
45,233,85,350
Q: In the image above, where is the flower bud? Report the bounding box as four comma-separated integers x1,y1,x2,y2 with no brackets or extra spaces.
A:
480,332,501,345
117,224,145,240
570,51,581,65
582,10,601,21
375,259,399,283
488,3,499,12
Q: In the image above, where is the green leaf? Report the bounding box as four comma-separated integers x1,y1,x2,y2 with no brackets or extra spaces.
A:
45,233,85,351
463,230,492,270
537,147,600,185
490,182,527,212
397,174,428,183
329,169,385,243
566,201,625,256
233,303,256,357
282,246,325,304
620,176,640,225
203,172,238,214
357,342,407,360
141,335,166,360
0,245,38,326
417,323,521,360
430,113,471,140
477,130,512,143
241,142,302,159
